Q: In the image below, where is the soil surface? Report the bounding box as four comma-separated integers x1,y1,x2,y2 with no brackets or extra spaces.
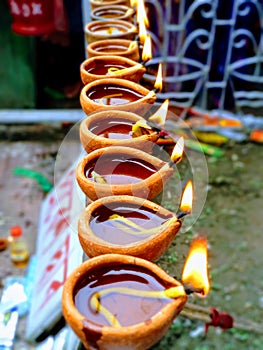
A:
0,124,262,349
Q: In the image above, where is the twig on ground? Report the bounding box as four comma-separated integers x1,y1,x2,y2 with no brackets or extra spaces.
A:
180,302,263,333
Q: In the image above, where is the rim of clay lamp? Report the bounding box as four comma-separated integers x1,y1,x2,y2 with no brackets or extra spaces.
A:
85,19,137,43
89,0,129,10
62,253,187,350
80,77,156,116
87,38,140,61
79,109,158,153
80,55,146,85
76,145,174,201
78,195,182,261
91,5,135,22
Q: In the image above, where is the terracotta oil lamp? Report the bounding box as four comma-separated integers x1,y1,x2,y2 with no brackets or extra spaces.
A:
78,184,192,260
80,55,146,85
62,254,187,350
89,0,129,10
79,109,159,153
62,239,209,350
87,39,140,61
91,5,135,22
80,78,156,115
76,138,184,201
85,20,137,44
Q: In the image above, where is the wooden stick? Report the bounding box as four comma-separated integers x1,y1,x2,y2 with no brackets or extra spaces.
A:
180,302,263,334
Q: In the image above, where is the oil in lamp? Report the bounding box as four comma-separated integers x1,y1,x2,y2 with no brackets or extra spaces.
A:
90,5,135,22
87,39,140,62
75,137,184,201
62,237,209,350
79,48,161,116
78,180,192,261
89,0,130,11
80,55,146,85
84,19,137,44
79,109,159,154
80,77,156,115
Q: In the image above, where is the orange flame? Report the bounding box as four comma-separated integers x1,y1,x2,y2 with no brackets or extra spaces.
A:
154,63,163,92
128,41,138,51
142,34,152,62
148,99,169,128
138,19,147,45
136,0,149,27
170,136,184,163
182,237,210,296
180,180,193,214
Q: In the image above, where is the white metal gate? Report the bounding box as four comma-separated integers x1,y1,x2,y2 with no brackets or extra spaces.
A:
144,0,263,114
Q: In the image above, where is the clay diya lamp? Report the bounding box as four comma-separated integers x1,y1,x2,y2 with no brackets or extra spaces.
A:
87,39,140,61
79,109,159,153
91,5,135,22
62,254,187,350
76,138,184,201
78,182,192,260
80,77,156,115
80,55,146,85
62,239,209,350
89,0,129,10
84,20,137,44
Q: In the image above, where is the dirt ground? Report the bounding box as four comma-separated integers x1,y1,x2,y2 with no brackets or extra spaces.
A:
0,123,262,349
153,140,263,350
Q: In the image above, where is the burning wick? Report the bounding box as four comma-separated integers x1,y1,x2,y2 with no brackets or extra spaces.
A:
108,214,179,236
152,63,163,93
182,236,210,296
108,181,193,236
136,0,149,28
167,136,184,167
131,99,168,137
138,20,147,45
89,236,209,327
177,180,193,219
90,285,186,328
141,33,152,63
148,98,168,130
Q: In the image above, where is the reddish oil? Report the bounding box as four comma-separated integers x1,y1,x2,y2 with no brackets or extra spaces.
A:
85,154,158,184
89,117,134,139
95,44,128,53
91,23,128,35
90,202,172,244
74,264,173,327
94,9,127,19
87,84,144,105
86,63,129,75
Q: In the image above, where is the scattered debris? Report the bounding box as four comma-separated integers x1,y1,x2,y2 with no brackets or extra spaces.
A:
13,167,53,193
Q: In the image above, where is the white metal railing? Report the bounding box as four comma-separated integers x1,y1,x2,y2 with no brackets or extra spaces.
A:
145,0,263,114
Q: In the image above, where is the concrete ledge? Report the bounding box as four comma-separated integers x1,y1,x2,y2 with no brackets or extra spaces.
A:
0,109,86,140
0,109,85,124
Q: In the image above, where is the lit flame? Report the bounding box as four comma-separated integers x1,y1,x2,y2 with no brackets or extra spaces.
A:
170,136,184,163
154,63,163,92
128,41,138,51
130,0,137,7
136,0,149,27
180,180,193,214
148,99,169,128
138,19,147,44
141,34,152,62
182,237,210,296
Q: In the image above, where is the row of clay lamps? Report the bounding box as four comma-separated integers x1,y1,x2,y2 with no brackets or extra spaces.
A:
61,1,206,350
